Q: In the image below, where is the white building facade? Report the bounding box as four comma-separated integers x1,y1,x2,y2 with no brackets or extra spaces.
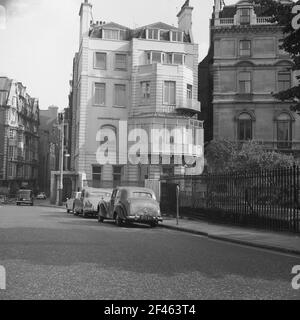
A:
71,0,203,189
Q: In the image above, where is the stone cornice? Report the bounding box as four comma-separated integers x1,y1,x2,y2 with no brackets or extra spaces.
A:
212,24,283,34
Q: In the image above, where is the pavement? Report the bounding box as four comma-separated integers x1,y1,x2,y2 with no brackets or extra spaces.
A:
161,217,300,257
1,205,300,299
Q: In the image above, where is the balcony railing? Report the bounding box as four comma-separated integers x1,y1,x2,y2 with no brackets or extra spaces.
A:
176,99,201,114
215,16,274,27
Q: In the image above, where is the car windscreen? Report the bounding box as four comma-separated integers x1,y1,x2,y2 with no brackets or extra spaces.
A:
131,192,153,199
86,192,110,198
18,191,31,198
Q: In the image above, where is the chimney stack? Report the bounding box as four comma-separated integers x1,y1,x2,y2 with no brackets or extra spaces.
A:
177,0,194,41
79,0,92,42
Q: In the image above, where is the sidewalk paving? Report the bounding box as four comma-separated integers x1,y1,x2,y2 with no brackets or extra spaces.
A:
160,216,300,256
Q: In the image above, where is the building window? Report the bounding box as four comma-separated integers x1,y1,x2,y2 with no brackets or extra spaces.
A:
141,82,151,104
240,8,250,25
148,29,159,40
103,29,119,40
164,53,173,64
94,52,107,70
8,146,14,160
115,54,127,71
113,166,122,185
164,81,176,105
160,30,170,41
171,31,183,42
240,40,251,56
174,53,184,65
278,72,291,92
7,163,13,178
187,84,193,100
94,83,106,106
238,72,251,94
152,51,163,63
237,113,253,141
162,166,174,178
277,113,292,149
114,84,126,107
92,166,102,185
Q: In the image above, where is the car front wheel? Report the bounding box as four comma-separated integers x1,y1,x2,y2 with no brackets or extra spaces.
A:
115,212,123,227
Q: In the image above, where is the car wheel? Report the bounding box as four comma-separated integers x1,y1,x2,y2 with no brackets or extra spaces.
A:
98,207,104,223
73,209,79,216
83,210,88,218
150,222,158,228
115,211,123,227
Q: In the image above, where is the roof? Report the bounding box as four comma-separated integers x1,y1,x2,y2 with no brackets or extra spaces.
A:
95,22,130,30
116,187,155,193
137,22,181,32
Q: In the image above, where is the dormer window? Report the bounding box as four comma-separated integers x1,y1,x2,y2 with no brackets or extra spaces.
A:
160,30,170,41
240,8,250,25
148,29,159,40
171,31,183,42
102,29,128,40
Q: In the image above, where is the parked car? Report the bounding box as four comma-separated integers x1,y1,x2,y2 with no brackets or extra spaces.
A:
66,192,82,213
0,195,7,204
74,188,113,218
97,187,163,228
16,190,34,206
36,192,47,200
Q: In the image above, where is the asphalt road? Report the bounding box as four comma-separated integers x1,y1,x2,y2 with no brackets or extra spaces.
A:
0,204,300,300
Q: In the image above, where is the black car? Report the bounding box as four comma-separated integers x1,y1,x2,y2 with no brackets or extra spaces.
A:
16,190,34,206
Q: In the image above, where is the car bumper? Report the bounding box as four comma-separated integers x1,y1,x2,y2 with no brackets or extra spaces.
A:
16,201,33,205
126,215,163,223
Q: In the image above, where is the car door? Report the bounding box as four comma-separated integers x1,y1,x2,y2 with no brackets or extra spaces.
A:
108,189,117,219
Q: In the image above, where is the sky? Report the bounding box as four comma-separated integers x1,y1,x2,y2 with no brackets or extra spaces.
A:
0,0,237,110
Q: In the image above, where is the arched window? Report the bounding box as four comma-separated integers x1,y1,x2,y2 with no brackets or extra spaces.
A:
237,113,253,141
277,113,292,149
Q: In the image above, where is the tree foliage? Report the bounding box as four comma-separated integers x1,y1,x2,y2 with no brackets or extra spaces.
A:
205,140,296,173
251,0,300,111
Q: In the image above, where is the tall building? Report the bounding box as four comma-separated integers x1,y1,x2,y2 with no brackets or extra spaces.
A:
38,106,60,195
71,0,203,190
0,77,39,194
199,0,300,152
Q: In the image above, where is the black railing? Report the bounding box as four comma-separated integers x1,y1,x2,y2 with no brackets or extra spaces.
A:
161,165,300,233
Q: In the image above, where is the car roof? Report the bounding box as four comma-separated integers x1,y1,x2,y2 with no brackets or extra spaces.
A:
84,188,113,193
116,187,154,193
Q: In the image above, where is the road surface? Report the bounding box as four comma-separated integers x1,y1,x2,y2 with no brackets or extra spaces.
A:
0,204,299,300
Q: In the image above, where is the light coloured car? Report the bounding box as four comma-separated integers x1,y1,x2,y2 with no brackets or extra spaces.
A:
36,192,47,200
74,188,113,218
66,192,82,213
98,187,162,228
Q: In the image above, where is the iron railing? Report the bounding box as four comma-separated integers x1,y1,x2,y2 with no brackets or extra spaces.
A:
161,165,300,233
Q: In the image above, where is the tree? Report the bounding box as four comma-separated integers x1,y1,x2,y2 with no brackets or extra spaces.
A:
251,0,300,112
206,140,296,173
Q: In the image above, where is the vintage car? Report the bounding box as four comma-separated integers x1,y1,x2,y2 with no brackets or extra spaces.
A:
74,188,113,218
66,192,82,213
16,189,34,206
36,192,47,200
97,187,163,228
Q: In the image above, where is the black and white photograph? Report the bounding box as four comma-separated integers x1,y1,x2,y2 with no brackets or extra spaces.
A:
0,0,300,304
